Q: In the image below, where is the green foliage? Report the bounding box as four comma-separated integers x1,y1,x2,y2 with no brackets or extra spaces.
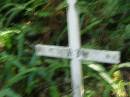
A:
0,0,130,97
0,88,21,97
0,29,20,48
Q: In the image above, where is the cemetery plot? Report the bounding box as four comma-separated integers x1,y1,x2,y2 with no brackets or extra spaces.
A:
35,0,121,97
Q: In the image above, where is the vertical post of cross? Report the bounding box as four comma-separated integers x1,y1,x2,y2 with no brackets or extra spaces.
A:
67,0,84,97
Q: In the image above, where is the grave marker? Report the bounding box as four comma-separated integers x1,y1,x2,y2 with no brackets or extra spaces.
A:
35,0,120,97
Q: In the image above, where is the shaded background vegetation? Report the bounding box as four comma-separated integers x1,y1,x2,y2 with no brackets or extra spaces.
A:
0,0,130,97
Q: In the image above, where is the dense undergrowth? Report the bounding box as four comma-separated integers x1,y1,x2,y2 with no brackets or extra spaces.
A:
0,0,130,97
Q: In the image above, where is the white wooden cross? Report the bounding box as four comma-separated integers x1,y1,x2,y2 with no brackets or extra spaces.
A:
35,0,120,97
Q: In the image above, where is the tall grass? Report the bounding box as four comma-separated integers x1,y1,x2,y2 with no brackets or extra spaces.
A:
0,0,130,97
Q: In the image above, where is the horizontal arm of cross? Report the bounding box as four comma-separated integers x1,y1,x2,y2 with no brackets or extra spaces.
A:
35,44,120,64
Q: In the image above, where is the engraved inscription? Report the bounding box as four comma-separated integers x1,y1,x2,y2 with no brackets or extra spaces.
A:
35,44,120,64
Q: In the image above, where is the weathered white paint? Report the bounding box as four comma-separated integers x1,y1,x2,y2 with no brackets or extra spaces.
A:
35,44,120,64
67,0,83,97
